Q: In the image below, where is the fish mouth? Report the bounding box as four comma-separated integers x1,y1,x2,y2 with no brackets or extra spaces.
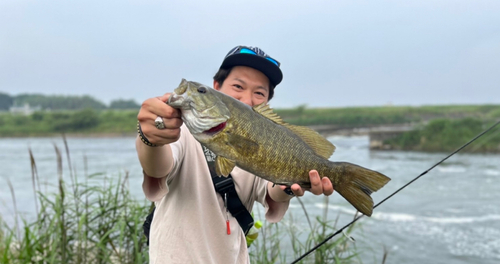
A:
204,122,226,135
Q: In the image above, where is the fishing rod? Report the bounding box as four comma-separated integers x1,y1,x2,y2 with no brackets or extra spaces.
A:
290,119,500,264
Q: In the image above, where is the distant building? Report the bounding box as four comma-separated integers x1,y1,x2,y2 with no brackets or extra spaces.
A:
9,103,41,115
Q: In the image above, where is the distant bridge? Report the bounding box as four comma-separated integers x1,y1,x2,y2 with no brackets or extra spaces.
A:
309,124,416,150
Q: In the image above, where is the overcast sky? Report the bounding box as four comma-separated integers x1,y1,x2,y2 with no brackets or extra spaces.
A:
1,0,499,108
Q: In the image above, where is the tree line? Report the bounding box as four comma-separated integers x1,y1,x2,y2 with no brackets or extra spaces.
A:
0,92,140,111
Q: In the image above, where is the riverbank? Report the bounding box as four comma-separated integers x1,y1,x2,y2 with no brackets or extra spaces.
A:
377,118,500,153
1,104,498,135
0,109,137,137
0,132,137,138
1,105,499,152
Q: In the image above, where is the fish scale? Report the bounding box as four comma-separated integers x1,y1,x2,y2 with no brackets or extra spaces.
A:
227,106,332,185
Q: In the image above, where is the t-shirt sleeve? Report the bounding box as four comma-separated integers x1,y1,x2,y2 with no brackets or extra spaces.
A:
253,177,290,223
141,125,189,201
165,126,190,183
142,171,168,202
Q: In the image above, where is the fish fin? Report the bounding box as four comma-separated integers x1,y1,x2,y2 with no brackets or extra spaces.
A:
215,156,236,177
228,133,260,155
286,125,336,159
253,104,286,125
253,104,335,159
174,79,189,94
331,162,391,216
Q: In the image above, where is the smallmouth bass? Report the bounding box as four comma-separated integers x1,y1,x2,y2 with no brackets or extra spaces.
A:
167,79,390,216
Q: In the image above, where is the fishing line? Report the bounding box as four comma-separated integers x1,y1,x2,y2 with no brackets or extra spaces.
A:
290,119,500,264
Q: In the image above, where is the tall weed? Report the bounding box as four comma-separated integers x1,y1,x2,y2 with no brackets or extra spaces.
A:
249,196,364,264
0,141,150,264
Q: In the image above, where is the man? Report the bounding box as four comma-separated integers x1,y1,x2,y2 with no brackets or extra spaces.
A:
136,46,334,263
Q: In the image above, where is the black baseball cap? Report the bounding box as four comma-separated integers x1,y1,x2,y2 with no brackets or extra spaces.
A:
219,46,283,86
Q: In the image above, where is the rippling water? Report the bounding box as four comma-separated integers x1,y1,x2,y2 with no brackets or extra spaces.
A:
1,136,499,264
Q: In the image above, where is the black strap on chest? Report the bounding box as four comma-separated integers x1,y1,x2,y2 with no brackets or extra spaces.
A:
202,145,254,235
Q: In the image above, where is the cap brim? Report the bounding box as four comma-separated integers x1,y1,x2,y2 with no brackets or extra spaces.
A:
220,54,283,86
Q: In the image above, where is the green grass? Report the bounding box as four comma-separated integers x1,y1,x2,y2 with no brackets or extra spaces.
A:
0,109,138,137
0,140,150,263
249,197,365,264
383,118,500,152
275,104,500,127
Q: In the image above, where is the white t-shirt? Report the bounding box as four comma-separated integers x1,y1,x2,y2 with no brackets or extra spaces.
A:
143,125,290,264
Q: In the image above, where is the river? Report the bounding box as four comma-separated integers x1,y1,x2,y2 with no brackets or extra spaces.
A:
1,136,499,264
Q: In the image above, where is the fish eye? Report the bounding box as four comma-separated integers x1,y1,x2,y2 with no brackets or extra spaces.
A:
197,87,207,93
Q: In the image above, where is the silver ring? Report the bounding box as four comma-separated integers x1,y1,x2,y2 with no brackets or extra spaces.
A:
155,116,166,130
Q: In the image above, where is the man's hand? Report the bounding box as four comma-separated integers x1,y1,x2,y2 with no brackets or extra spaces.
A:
137,93,183,146
282,170,334,197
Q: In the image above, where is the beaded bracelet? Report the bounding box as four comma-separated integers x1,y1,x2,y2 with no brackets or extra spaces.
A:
137,121,159,147
283,186,295,196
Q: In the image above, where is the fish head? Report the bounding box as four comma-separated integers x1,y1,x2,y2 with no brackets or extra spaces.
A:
167,79,231,136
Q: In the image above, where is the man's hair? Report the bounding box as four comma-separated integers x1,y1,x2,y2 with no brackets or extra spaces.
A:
213,67,275,101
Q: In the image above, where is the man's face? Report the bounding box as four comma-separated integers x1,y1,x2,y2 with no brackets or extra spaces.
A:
213,66,270,107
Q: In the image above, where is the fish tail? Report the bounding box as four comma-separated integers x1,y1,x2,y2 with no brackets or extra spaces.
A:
329,162,390,216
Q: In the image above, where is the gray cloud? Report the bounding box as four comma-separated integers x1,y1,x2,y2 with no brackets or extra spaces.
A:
1,0,499,107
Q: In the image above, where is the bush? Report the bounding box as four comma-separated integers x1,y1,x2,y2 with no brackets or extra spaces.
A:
51,109,100,132
31,111,45,121
384,118,500,152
